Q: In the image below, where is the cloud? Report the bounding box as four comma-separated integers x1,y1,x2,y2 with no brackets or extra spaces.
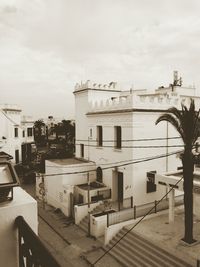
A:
0,0,200,118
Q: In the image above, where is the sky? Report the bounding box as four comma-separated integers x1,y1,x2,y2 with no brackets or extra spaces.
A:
1,0,200,119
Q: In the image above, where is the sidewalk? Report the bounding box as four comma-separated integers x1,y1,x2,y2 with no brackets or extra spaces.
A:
38,201,122,267
125,205,200,267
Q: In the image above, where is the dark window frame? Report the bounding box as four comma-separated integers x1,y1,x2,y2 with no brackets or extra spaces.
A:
146,171,157,193
15,149,19,164
80,144,84,158
14,127,18,138
27,127,33,137
114,126,121,149
96,167,103,183
97,126,103,147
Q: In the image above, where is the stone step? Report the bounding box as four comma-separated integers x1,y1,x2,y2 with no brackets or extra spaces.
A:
78,203,105,233
107,239,158,267
121,229,191,267
105,228,192,267
79,223,88,232
109,237,162,267
109,246,139,267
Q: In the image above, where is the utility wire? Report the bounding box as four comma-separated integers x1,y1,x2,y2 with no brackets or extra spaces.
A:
91,176,183,266
38,149,183,177
45,151,181,169
76,143,184,148
76,136,181,142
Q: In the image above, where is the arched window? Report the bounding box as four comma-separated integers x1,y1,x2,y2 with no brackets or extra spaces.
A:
96,167,103,183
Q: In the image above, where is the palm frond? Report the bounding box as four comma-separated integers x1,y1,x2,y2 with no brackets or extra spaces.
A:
156,113,186,142
156,99,200,148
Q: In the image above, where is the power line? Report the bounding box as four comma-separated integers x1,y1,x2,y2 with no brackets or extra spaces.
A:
76,143,184,148
38,149,183,177
76,136,181,142
91,176,183,266
45,153,171,169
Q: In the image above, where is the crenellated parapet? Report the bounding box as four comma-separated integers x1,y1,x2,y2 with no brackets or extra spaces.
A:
87,92,200,113
74,80,120,92
0,104,22,112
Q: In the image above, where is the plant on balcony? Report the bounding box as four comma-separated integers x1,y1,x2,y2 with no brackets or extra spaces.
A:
156,99,200,244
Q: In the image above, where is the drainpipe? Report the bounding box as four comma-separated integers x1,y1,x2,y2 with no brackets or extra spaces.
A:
87,172,91,236
166,122,169,199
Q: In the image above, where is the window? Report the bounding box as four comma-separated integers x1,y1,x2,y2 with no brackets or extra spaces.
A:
15,149,19,164
22,130,25,138
97,126,103,147
14,128,18,138
96,167,103,183
90,129,92,138
114,126,121,149
80,144,84,158
146,171,157,193
27,127,33,137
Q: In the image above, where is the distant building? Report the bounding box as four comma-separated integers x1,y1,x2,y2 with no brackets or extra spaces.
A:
0,104,34,164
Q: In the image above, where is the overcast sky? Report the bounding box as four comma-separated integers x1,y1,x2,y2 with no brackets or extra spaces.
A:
1,0,200,119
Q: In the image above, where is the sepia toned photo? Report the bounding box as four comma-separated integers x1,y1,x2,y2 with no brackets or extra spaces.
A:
0,1,200,266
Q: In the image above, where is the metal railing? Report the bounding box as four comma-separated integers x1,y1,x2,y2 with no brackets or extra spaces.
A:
117,196,133,211
15,216,60,267
107,195,183,227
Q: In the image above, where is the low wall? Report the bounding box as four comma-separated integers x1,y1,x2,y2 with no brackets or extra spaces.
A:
74,201,102,225
91,214,107,238
104,208,170,245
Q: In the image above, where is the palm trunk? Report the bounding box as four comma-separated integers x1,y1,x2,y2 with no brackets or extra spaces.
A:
182,149,195,244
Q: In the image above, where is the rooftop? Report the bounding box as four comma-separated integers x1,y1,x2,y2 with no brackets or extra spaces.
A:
77,181,107,191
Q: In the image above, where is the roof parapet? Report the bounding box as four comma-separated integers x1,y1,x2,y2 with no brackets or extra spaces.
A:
87,93,200,113
74,80,120,92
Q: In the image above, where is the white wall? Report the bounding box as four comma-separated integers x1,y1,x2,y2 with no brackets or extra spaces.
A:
0,187,38,267
90,213,107,238
74,87,120,159
74,201,102,224
74,82,200,210
0,105,34,164
104,209,168,245
41,160,96,213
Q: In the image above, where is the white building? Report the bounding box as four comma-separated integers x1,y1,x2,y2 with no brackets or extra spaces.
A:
40,72,200,219
0,104,34,164
73,72,200,206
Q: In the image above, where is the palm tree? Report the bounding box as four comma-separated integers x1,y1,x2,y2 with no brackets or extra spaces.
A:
156,99,200,244
62,120,75,144
34,119,46,144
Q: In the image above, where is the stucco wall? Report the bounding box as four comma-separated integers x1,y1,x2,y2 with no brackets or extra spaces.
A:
0,187,38,267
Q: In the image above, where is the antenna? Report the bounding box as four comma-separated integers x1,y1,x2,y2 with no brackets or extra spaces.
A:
173,71,182,87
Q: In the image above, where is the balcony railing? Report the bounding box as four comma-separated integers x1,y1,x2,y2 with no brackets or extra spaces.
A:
15,216,60,267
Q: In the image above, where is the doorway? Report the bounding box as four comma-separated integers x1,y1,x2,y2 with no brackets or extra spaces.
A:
112,170,124,201
117,172,123,201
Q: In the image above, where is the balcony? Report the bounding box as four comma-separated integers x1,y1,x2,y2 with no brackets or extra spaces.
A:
16,216,60,267
0,186,60,267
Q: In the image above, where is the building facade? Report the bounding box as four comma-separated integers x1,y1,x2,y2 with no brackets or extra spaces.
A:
73,73,200,206
0,104,34,164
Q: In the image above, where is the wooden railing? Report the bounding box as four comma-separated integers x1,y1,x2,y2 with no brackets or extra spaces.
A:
15,216,60,267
